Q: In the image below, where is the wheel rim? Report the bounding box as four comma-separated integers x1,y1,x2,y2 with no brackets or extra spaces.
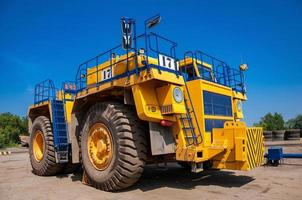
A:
87,123,113,171
33,130,44,162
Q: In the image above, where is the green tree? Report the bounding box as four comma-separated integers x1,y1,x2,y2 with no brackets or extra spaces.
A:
254,112,285,131
286,115,302,129
0,112,28,148
19,116,28,135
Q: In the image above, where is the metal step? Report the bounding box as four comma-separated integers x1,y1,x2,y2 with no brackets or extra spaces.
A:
180,116,192,120
55,151,68,163
51,100,69,164
178,84,203,146
191,162,203,173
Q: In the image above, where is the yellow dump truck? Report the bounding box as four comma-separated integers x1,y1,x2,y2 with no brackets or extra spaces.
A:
28,16,264,191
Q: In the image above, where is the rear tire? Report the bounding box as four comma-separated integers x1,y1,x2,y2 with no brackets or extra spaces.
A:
272,130,285,141
263,131,272,141
80,102,147,191
29,116,63,176
285,129,300,140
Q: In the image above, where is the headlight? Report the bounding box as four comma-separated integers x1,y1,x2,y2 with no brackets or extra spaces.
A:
237,100,242,111
173,87,183,103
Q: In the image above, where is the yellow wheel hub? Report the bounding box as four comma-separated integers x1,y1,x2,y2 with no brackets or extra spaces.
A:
87,123,113,170
33,130,44,162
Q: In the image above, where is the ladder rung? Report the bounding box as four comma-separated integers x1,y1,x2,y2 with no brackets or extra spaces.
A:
54,119,65,121
181,93,201,146
180,116,192,120
183,127,194,130
53,118,64,120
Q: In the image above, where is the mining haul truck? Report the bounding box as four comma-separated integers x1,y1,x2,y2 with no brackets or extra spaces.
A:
28,15,264,191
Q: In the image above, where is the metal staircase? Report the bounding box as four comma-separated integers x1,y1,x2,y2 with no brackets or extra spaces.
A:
179,83,203,146
51,100,69,163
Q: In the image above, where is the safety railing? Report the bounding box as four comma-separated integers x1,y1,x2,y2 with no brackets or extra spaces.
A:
228,67,245,93
147,32,177,61
34,79,56,104
75,33,179,92
195,50,229,86
182,51,246,93
75,43,137,91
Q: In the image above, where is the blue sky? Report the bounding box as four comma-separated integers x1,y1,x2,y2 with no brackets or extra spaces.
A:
0,0,301,125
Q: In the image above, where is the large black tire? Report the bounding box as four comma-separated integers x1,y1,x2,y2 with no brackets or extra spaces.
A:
272,130,285,141
285,129,300,140
29,116,63,176
80,102,147,191
263,131,273,141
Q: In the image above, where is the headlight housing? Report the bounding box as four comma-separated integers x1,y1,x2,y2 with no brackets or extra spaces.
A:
237,100,242,112
173,87,183,103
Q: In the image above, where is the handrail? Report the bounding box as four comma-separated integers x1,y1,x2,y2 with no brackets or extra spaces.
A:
75,32,179,91
182,50,246,93
34,79,56,104
148,32,177,58
195,50,227,64
195,50,228,86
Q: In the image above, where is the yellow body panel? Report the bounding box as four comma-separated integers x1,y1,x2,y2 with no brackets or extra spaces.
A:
64,101,74,123
131,82,184,122
212,122,264,170
28,101,53,122
76,53,185,123
86,53,160,86
156,84,186,114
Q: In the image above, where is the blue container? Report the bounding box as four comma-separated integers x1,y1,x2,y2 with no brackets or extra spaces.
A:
267,147,283,161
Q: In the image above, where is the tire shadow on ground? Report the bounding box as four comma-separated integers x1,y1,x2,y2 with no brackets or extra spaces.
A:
120,163,254,192
53,172,82,182
49,163,254,192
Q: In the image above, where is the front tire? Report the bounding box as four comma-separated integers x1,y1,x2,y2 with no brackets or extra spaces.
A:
80,102,147,191
29,116,63,176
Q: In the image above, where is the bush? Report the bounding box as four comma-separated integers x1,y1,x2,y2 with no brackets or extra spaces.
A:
254,112,285,131
286,115,302,129
0,112,28,148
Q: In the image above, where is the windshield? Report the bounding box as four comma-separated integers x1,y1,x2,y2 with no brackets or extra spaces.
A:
197,64,215,82
180,65,197,80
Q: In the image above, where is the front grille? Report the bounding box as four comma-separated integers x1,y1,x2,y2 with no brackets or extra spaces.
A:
161,105,173,114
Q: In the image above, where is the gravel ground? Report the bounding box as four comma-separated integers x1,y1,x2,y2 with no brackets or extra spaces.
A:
0,141,301,200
